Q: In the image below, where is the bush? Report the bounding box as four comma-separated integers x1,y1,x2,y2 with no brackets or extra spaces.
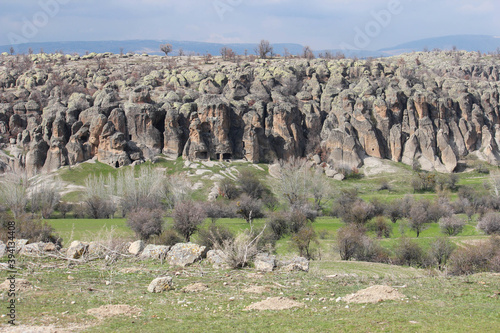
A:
394,237,424,267
448,237,500,275
408,200,432,237
150,228,183,246
336,224,365,260
439,216,466,236
216,230,263,269
196,223,235,250
85,196,116,219
384,199,403,223
126,208,164,241
368,216,392,238
237,170,266,199
204,201,236,223
266,212,289,240
0,213,62,246
411,173,436,192
57,201,72,218
218,178,240,199
336,224,388,262
435,173,459,192
291,225,318,259
235,194,264,223
477,211,500,235
172,201,206,241
428,237,456,269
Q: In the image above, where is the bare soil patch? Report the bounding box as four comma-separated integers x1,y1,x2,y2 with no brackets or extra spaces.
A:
0,278,32,292
244,297,304,311
242,285,273,294
86,304,142,319
182,283,209,293
343,285,406,304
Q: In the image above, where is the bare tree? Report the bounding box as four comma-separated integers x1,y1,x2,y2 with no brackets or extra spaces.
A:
477,212,500,235
272,157,310,206
220,46,235,61
0,172,29,218
30,183,61,219
302,46,315,60
172,201,207,242
9,47,14,55
439,216,466,236
255,40,273,59
160,44,173,56
235,194,264,224
409,200,431,237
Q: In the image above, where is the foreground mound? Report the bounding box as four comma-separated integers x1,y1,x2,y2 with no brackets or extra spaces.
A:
244,297,304,311
87,304,142,319
343,285,405,304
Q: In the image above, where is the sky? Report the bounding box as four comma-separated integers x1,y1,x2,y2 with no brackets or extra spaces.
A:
0,0,499,50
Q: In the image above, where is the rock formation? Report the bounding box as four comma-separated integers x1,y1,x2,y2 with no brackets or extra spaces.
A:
1,51,500,174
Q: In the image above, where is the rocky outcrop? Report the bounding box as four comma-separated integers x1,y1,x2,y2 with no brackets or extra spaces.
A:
2,51,500,173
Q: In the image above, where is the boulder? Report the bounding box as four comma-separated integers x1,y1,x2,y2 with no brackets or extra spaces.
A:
140,245,170,259
166,243,206,267
67,241,89,259
128,240,145,256
147,276,173,293
206,249,228,269
254,253,276,272
281,257,309,272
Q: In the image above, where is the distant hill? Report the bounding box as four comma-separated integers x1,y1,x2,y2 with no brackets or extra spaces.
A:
1,35,500,58
379,35,500,55
0,40,305,57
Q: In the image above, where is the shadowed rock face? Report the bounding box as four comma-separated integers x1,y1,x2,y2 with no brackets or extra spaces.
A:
1,51,500,174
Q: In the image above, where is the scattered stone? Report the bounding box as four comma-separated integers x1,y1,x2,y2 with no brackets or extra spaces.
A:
254,253,276,272
167,243,206,267
139,244,170,259
244,297,305,311
182,283,209,293
281,257,309,272
128,240,145,256
333,173,345,181
87,304,142,319
0,241,5,257
343,285,406,304
67,241,89,259
206,249,229,269
14,239,28,254
147,276,173,293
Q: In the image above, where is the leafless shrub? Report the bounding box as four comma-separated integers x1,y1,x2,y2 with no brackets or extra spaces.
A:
150,228,183,246
394,237,424,267
172,201,206,242
368,216,392,238
256,40,273,59
29,183,61,219
218,178,240,200
160,44,173,56
215,228,266,268
196,223,235,250
0,212,61,246
449,236,500,275
235,194,264,224
477,211,500,235
0,172,30,218
336,224,365,260
57,201,72,218
237,169,266,199
428,237,456,269
439,216,466,236
408,200,432,237
126,208,164,241
204,201,236,223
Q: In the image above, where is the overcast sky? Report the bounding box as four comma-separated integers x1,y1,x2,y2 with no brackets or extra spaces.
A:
0,0,499,49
